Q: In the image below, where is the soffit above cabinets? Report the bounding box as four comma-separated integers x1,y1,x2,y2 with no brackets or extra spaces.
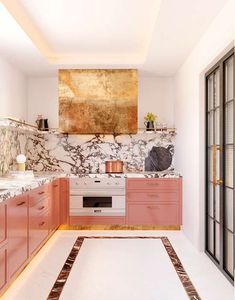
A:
0,0,229,76
2,0,161,65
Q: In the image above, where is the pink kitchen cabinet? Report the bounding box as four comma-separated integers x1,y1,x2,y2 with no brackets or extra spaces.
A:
60,178,69,225
0,202,8,292
126,178,182,226
28,193,49,255
7,194,28,279
0,244,7,291
127,203,179,225
0,203,7,245
49,180,60,232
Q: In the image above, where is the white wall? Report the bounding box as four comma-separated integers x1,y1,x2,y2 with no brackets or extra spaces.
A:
0,56,27,120
27,77,58,128
27,76,174,129
174,0,235,250
138,77,174,128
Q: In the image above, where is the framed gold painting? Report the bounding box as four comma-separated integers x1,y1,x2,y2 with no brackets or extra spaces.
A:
59,69,138,134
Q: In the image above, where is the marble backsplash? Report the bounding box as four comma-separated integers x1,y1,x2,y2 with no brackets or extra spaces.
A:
0,126,30,176
0,120,176,175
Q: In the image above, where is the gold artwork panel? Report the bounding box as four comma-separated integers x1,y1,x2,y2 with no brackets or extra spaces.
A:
59,69,138,134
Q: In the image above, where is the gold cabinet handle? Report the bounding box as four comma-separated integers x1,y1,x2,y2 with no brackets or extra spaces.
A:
147,194,159,198
212,145,223,186
147,205,159,209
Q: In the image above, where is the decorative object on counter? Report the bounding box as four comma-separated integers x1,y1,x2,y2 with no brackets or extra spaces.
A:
59,69,138,134
144,112,157,131
36,115,49,131
156,122,168,131
105,160,124,173
16,154,26,171
10,170,34,179
145,146,173,172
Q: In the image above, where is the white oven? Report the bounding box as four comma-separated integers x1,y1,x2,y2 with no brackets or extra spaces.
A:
70,178,125,216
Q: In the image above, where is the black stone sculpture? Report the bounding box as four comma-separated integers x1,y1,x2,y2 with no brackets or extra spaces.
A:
145,146,173,171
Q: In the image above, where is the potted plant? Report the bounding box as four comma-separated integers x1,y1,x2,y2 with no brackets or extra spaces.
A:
144,112,157,131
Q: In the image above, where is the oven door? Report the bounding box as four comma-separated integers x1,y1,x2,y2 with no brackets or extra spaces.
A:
70,194,125,216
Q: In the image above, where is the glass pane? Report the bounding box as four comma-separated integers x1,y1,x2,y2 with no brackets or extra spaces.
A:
208,112,214,146
225,188,234,232
225,230,234,276
215,185,220,222
83,197,112,207
209,149,213,181
215,222,220,261
225,57,234,101
208,183,214,217
225,146,233,188
225,101,233,144
215,108,220,144
215,69,220,107
208,218,214,254
208,75,214,110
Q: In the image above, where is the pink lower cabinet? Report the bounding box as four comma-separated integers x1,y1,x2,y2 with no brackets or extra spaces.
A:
28,195,49,255
0,244,7,291
126,178,182,226
60,179,69,225
49,180,61,232
0,202,7,245
127,203,179,225
0,202,8,291
7,194,28,279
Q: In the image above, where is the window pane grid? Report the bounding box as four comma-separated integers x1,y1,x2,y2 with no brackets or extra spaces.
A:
206,50,234,282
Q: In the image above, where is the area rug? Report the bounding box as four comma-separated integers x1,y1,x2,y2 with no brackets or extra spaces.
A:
47,237,201,300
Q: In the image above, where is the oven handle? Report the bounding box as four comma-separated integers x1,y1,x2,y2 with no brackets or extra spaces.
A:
70,192,125,197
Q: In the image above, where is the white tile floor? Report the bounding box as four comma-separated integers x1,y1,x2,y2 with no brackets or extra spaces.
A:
1,230,234,300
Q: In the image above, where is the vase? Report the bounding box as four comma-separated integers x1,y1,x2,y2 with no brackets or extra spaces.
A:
144,121,155,131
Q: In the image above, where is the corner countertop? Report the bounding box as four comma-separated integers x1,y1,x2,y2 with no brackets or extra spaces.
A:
0,171,181,203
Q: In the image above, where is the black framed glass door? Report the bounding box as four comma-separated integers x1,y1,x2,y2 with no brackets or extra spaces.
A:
205,48,234,283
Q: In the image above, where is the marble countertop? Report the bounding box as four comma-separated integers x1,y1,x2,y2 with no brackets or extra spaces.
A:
0,171,181,203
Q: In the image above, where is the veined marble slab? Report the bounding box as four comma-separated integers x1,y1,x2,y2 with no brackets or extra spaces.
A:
0,119,176,176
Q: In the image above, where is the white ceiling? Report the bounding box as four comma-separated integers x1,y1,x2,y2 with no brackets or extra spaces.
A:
0,0,229,77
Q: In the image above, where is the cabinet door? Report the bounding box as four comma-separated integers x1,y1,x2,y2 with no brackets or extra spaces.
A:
0,203,7,245
127,202,179,225
0,245,7,291
49,180,60,231
60,179,69,225
8,195,28,279
29,200,49,255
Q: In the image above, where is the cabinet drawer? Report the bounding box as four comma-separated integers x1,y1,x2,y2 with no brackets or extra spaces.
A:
126,179,180,190
29,197,48,213
126,191,178,203
29,184,49,205
127,202,179,225
0,203,7,245
29,213,48,255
